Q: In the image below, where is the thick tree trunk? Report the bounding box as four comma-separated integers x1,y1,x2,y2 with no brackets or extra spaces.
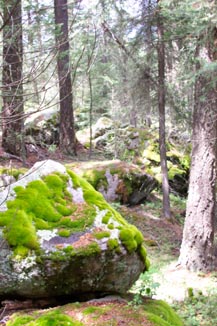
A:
179,40,217,272
54,0,76,154
157,4,171,218
2,0,25,158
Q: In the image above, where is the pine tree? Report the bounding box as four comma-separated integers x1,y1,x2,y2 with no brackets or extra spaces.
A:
2,0,25,158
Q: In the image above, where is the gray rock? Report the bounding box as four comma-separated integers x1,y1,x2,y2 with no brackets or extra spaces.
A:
0,160,148,299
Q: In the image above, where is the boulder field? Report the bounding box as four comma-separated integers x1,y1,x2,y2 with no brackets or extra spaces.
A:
0,160,149,299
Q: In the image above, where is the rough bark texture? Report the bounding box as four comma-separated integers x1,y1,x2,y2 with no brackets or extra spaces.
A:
2,0,25,157
54,0,76,154
179,34,217,271
157,5,171,218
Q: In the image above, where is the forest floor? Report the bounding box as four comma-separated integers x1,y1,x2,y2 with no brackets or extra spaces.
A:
1,148,217,325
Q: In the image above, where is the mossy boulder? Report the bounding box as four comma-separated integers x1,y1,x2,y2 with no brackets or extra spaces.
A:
24,109,59,147
76,117,113,147
141,133,190,197
67,160,158,205
0,160,148,299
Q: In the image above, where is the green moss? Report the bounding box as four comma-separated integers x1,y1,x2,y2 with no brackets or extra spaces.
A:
143,299,183,326
1,167,150,266
75,242,101,257
63,245,74,254
107,223,114,229
107,238,119,251
56,203,95,232
36,310,83,326
83,306,103,315
6,315,34,326
1,167,26,181
168,165,185,180
82,170,107,189
180,154,190,170
143,148,161,163
13,180,62,223
7,309,84,326
144,256,151,271
102,213,111,224
59,216,73,227
43,174,68,198
94,231,110,240
55,204,72,216
139,245,147,262
2,210,39,250
58,229,71,237
187,287,194,298
119,226,144,253
67,169,128,227
48,242,100,262
0,172,98,254
132,226,143,246
13,245,30,258
33,218,50,230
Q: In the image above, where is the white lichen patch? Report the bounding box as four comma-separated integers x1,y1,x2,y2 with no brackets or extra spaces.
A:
37,229,58,243
66,177,85,203
93,207,121,242
12,254,40,281
93,207,108,228
71,188,84,204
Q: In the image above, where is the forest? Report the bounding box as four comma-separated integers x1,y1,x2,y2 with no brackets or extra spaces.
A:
0,0,217,325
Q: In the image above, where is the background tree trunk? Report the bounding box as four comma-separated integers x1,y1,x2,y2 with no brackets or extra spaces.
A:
54,0,76,154
157,2,171,218
2,0,25,158
179,32,217,271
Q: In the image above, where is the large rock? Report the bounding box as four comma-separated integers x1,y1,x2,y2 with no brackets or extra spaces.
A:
24,109,59,146
71,160,158,205
0,160,149,299
76,117,113,147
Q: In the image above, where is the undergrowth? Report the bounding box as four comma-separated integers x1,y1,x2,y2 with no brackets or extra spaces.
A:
172,289,217,326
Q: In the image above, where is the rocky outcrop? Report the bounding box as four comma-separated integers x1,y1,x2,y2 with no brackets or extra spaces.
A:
0,160,149,299
73,160,158,205
76,117,113,148
24,109,59,147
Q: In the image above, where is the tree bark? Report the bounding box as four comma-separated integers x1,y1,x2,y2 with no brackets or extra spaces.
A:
179,30,217,271
2,0,25,158
157,3,171,218
54,0,76,154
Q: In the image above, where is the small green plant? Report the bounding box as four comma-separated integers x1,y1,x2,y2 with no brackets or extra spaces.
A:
130,269,160,306
48,144,57,153
170,193,186,210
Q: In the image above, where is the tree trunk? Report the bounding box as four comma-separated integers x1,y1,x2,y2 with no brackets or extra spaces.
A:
179,32,217,272
2,0,25,158
157,3,171,218
54,0,76,154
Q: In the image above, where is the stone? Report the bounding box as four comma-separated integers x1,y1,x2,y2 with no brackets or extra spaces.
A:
24,109,59,146
75,160,158,205
76,117,113,147
0,160,149,299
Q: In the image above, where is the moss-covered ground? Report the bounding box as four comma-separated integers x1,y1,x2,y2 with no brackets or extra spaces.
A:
6,299,183,326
